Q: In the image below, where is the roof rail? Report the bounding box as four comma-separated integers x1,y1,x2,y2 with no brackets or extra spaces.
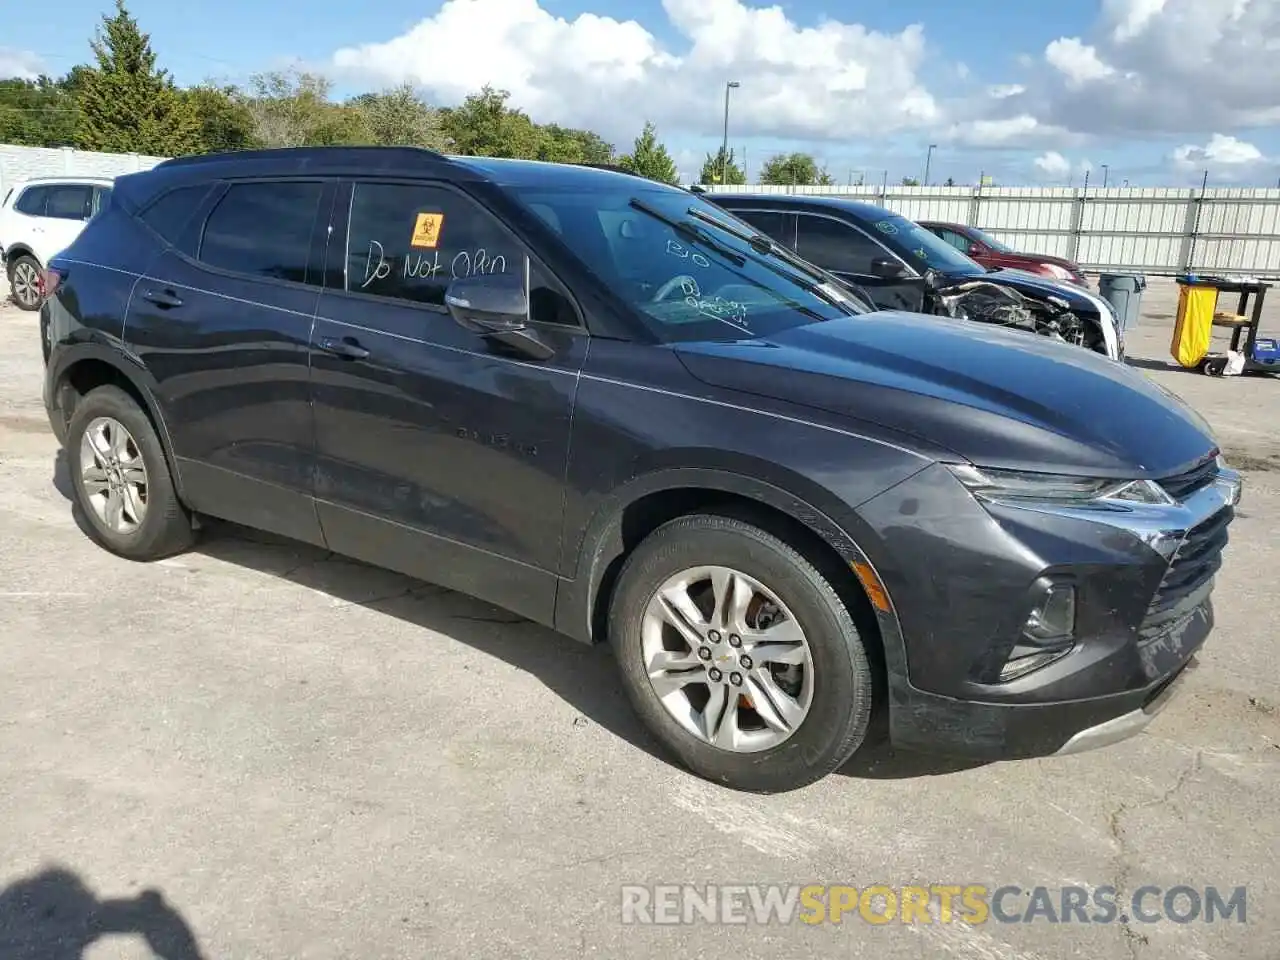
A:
156,145,449,169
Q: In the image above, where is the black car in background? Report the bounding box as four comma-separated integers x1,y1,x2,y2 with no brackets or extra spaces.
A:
707,193,1123,360
40,149,1237,792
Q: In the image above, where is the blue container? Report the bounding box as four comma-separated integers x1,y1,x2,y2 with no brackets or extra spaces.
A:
1251,337,1280,365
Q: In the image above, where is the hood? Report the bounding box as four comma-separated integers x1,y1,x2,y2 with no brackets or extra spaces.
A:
675,311,1218,477
993,252,1082,273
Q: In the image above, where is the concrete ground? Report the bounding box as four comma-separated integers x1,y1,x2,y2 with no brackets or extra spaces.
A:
0,279,1276,960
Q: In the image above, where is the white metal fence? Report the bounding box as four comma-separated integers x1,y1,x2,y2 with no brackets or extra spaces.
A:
5,143,1279,278
700,183,1280,278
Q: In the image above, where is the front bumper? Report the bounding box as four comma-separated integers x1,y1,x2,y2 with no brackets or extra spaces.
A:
856,459,1240,760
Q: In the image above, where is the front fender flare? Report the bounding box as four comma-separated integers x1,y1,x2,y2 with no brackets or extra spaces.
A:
552,466,910,689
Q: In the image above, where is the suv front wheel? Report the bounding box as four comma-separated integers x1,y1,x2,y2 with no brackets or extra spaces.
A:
7,254,43,311
609,513,874,792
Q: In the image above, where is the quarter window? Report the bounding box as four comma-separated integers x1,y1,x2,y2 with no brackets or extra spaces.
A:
14,186,49,216
139,185,211,246
794,214,886,276
199,181,325,284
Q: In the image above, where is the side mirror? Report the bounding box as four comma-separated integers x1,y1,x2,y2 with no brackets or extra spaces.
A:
445,274,528,335
967,243,986,257
870,257,906,279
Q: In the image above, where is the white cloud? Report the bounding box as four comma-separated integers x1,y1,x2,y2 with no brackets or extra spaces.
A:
0,48,44,81
1172,133,1266,169
1033,151,1071,178
329,0,939,143
941,113,1079,149
1044,38,1115,87
987,84,1025,99
969,0,1280,146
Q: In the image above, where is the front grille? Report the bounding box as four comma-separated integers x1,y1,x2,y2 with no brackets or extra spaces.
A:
1158,457,1219,501
1138,506,1233,640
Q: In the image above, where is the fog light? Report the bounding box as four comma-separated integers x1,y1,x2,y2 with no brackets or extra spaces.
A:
1024,583,1075,643
999,582,1077,682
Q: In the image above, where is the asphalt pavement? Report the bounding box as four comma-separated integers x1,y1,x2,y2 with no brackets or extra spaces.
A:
0,280,1276,959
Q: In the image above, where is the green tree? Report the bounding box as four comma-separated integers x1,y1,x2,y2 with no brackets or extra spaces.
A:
699,146,745,185
238,69,338,147
0,77,79,147
943,176,957,187
901,176,921,186
758,152,831,186
618,121,678,184
440,85,542,158
536,124,614,165
185,83,258,153
349,84,449,149
75,0,201,156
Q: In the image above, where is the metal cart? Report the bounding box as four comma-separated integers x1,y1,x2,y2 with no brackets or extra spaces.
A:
1175,276,1278,376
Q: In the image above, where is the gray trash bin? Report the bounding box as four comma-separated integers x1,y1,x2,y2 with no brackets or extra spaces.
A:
1097,273,1147,336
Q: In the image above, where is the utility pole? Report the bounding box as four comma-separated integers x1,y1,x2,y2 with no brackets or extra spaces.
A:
923,143,937,186
1101,164,1109,188
720,81,740,185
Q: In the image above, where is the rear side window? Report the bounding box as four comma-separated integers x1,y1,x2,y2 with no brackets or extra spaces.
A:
199,181,324,284
14,186,48,216
44,185,94,220
139,184,211,245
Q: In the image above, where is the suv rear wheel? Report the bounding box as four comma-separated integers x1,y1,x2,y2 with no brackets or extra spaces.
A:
8,254,42,311
66,385,196,560
609,513,874,792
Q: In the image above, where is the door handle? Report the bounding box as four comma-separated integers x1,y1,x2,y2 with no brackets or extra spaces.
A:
141,288,183,309
318,336,370,360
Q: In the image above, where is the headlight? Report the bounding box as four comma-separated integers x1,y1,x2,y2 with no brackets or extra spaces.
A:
1041,263,1074,281
945,463,1175,506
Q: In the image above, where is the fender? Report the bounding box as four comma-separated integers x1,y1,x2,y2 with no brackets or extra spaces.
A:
46,339,188,502
552,466,910,690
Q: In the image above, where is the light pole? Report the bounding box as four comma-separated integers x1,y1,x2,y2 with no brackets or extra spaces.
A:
721,81,740,185
923,143,937,185
1101,164,1109,188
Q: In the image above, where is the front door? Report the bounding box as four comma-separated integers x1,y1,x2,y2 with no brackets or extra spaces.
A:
308,179,587,624
792,212,925,312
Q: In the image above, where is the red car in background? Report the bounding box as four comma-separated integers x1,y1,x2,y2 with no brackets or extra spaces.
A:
918,221,1091,288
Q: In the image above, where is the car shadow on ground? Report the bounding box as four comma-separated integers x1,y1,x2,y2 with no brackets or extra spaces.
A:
0,864,206,960
52,450,989,784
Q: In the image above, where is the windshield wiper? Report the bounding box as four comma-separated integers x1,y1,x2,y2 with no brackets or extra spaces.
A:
683,206,870,313
627,198,745,266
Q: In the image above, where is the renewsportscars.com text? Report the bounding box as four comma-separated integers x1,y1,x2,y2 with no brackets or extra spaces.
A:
620,884,1247,926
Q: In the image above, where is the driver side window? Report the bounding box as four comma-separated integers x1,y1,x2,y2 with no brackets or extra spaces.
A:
794,214,886,276
344,181,580,326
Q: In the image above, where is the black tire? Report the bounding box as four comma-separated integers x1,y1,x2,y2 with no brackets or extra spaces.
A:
609,513,875,793
7,254,43,311
65,384,196,560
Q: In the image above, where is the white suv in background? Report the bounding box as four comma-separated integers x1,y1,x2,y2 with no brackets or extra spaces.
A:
0,176,116,310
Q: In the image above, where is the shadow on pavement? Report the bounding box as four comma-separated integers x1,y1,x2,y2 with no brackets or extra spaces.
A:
0,865,205,960
51,449,992,784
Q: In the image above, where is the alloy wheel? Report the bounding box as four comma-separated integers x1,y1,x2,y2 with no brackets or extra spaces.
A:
641,565,815,753
11,260,40,308
79,416,148,534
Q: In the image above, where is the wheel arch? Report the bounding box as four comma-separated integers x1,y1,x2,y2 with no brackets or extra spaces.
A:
49,345,187,502
4,244,39,272
554,467,910,693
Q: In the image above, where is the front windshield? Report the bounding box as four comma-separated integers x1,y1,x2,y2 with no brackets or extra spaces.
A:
507,181,867,342
969,226,1013,253
868,213,981,274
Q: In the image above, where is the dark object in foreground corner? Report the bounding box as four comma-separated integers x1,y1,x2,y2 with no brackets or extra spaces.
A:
0,866,205,960
39,146,1240,792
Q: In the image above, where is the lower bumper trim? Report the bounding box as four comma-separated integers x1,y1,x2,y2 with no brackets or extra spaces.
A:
1051,658,1192,756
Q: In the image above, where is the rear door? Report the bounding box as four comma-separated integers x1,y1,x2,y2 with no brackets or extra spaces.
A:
36,183,97,263
125,177,335,544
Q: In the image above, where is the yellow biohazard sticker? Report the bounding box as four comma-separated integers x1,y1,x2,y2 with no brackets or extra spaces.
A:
410,212,445,249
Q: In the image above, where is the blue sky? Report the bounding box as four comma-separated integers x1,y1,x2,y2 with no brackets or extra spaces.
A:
5,0,1280,186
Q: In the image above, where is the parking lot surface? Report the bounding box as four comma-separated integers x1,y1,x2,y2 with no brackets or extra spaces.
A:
0,281,1276,959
